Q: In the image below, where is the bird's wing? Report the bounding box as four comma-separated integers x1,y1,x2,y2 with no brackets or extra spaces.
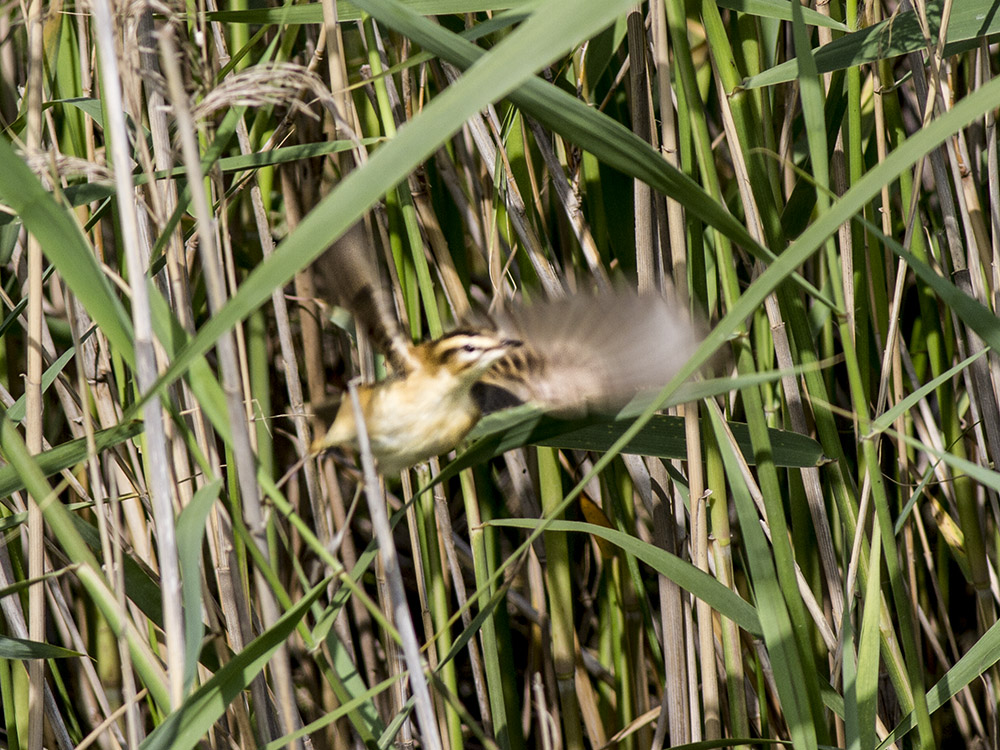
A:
480,290,705,416
312,222,418,374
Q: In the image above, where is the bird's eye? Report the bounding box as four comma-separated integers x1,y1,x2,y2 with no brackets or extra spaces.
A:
462,344,476,353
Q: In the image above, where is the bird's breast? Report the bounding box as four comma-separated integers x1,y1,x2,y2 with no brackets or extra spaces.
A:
364,371,481,472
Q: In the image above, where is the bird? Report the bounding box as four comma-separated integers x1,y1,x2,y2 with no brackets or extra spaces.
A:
313,328,523,474
309,231,704,475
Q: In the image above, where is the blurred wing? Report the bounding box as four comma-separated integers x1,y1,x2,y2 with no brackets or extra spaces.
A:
312,222,418,374
482,291,704,415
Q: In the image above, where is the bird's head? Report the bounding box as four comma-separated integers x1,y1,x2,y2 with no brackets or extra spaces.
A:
423,330,522,383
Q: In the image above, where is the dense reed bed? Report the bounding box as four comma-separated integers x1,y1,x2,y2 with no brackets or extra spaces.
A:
1,1,999,748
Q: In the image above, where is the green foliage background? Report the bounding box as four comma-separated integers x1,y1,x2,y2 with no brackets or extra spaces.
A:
1,0,1000,748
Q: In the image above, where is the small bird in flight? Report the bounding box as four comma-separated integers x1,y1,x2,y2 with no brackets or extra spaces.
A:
310,238,703,474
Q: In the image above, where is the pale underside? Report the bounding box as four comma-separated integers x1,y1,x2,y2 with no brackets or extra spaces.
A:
321,363,483,475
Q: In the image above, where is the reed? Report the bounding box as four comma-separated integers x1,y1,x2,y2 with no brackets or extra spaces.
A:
0,1,998,748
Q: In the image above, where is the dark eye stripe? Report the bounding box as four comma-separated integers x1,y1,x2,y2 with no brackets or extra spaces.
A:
438,345,464,362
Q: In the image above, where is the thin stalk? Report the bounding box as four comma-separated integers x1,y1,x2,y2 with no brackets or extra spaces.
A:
158,26,298,740
441,466,493,735
24,0,46,744
692,451,721,741
464,466,522,750
348,380,443,749
537,446,583,750
92,0,185,709
603,465,639,750
415,466,463,749
705,434,749,748
363,15,443,338
627,4,656,288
